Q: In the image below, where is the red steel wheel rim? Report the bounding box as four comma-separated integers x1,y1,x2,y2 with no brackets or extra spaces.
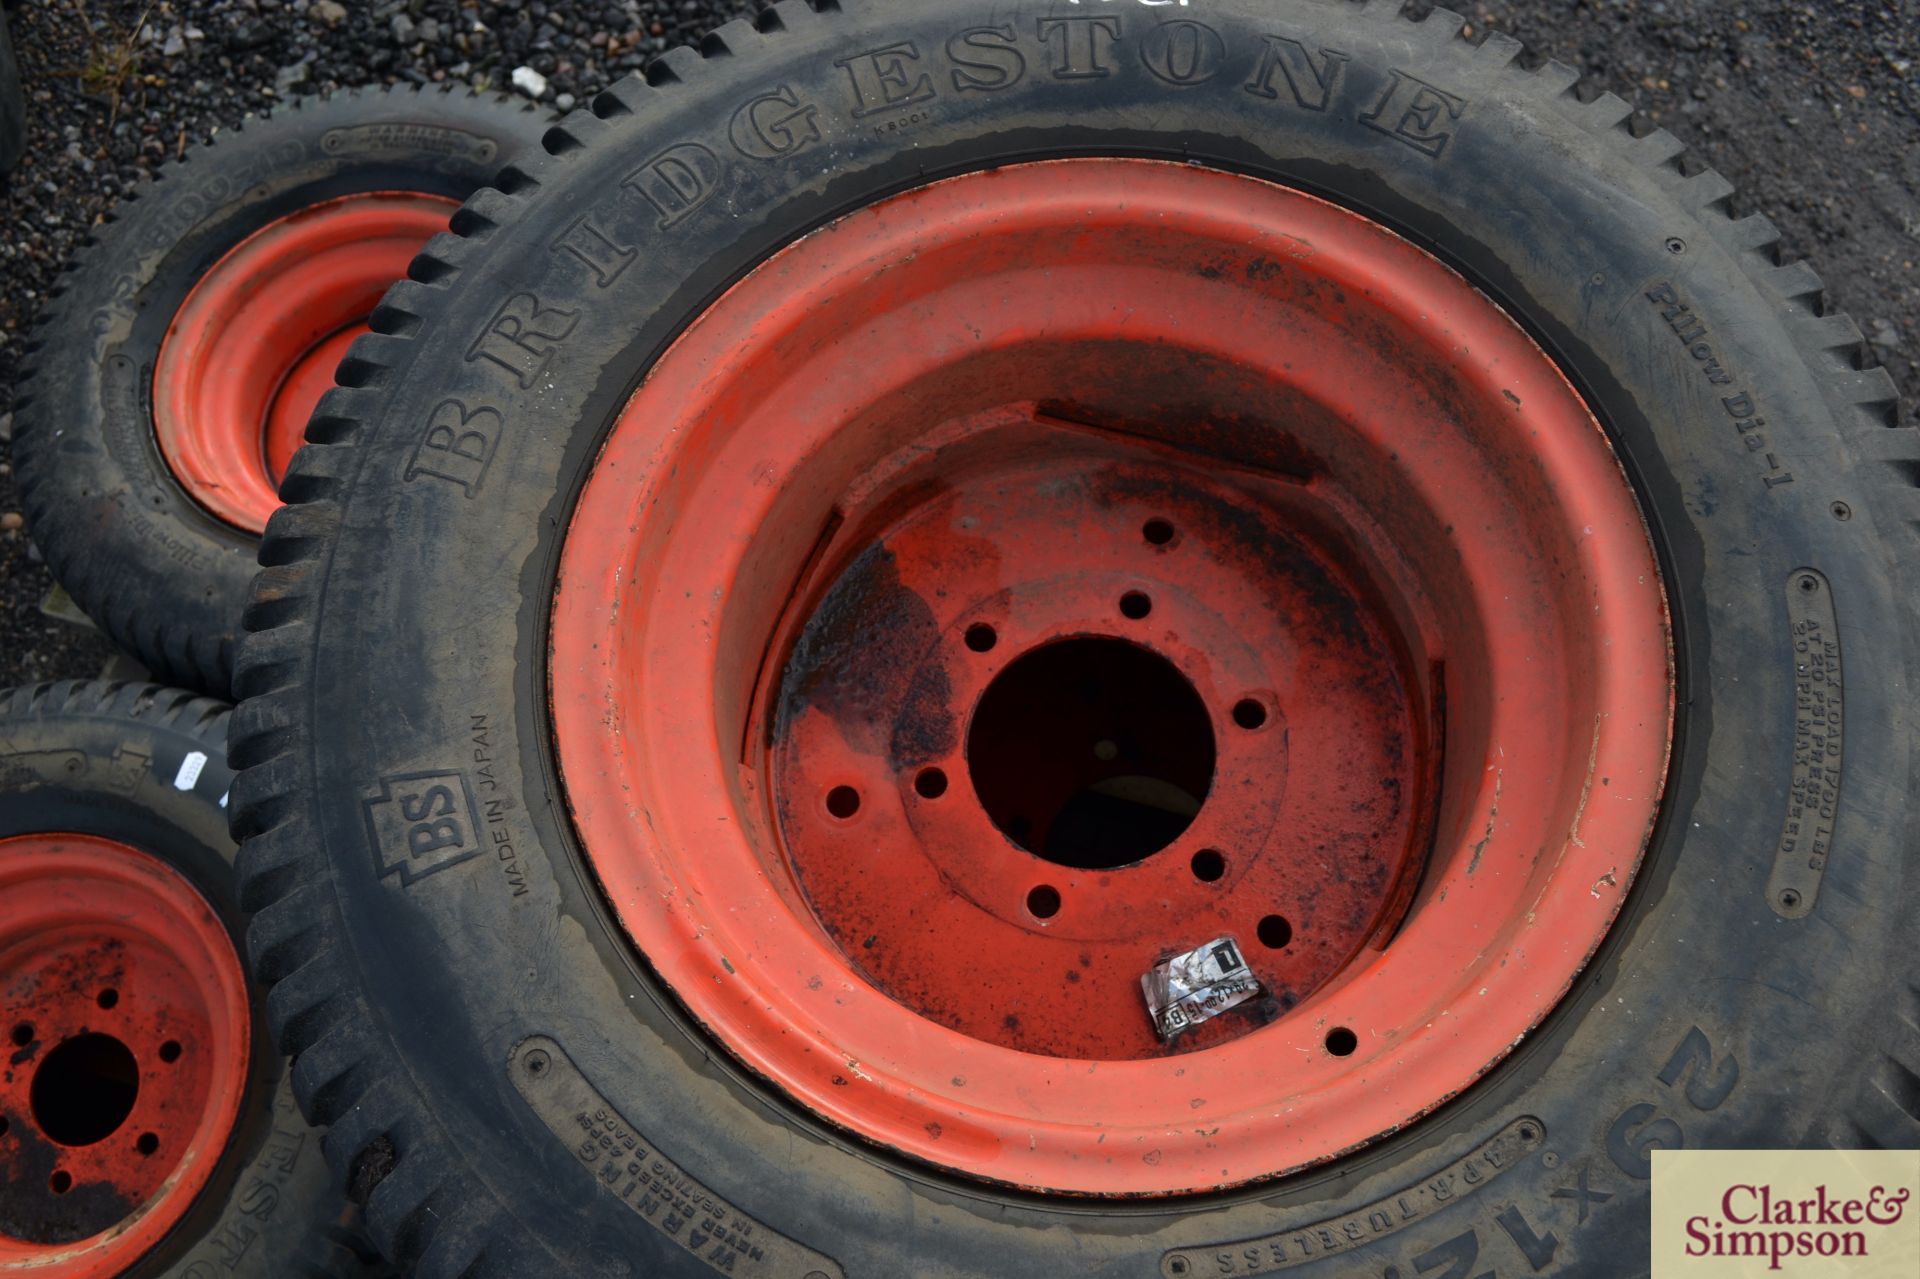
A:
153,191,457,534
0,834,251,1275
550,159,1673,1195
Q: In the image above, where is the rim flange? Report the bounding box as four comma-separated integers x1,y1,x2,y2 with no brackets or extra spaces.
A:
548,158,1675,1195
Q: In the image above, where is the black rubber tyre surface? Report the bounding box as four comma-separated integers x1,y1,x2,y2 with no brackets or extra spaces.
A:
232,3,1918,1276
10,86,550,696
0,9,23,176
0,680,377,1277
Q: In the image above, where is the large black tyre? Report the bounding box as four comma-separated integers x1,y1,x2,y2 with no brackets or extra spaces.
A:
10,86,550,696
0,8,23,176
0,681,377,1277
232,2,1917,1276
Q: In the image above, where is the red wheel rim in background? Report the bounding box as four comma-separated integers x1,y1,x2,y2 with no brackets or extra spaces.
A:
0,834,251,1275
549,160,1673,1195
153,191,456,534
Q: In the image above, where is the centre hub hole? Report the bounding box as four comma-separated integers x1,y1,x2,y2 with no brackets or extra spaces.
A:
967,637,1215,869
30,1032,141,1147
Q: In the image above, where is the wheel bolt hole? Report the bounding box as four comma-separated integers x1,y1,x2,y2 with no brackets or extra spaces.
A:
1119,591,1152,620
964,623,997,653
49,1170,71,1195
825,786,862,820
1257,914,1292,949
158,1040,182,1064
1231,698,1268,730
135,1131,159,1156
1190,849,1226,882
1142,518,1175,546
913,767,948,799
1325,1026,1358,1057
1026,885,1061,919
96,989,118,1010
10,1023,33,1048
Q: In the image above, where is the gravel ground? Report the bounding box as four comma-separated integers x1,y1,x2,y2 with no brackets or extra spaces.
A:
2,0,1915,690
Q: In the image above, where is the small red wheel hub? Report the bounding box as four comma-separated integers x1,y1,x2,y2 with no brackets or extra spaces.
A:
551,159,1672,1193
0,835,251,1275
154,191,457,534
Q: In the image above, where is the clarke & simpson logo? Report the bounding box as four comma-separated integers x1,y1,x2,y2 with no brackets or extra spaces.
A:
1652,1150,1918,1277
1685,1182,1909,1268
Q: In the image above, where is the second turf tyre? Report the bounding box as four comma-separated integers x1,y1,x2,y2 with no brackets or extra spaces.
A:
11,86,550,695
232,2,1916,1275
0,681,374,1278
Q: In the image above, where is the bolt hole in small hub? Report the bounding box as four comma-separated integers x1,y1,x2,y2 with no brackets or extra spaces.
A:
824,786,862,820
1325,1027,1358,1057
1190,849,1227,882
1026,886,1062,919
913,768,948,799
1118,591,1153,620
968,637,1214,869
1142,517,1176,546
29,1033,140,1147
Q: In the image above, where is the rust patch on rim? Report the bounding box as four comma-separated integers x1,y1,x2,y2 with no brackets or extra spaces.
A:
549,159,1672,1194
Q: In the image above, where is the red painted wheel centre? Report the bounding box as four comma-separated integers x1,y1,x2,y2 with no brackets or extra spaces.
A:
551,160,1673,1194
0,835,250,1275
154,191,456,534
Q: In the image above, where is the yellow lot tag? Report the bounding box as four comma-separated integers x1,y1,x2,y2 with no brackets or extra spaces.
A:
1651,1149,1917,1277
